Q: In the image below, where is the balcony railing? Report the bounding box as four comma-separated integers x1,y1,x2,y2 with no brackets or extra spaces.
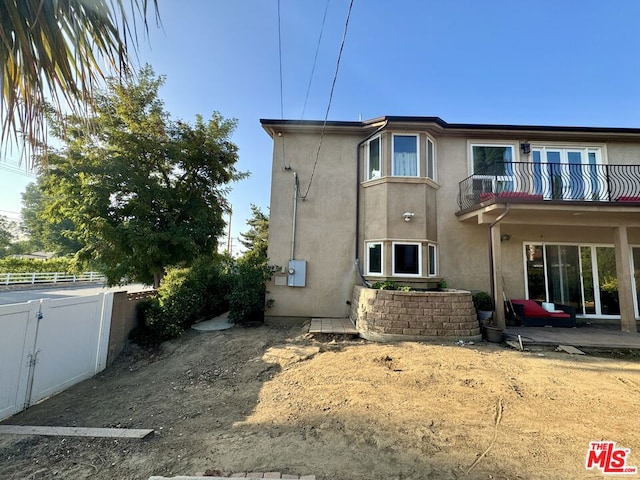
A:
458,162,640,211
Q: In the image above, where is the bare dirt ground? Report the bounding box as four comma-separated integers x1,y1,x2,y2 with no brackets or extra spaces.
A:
1,323,639,480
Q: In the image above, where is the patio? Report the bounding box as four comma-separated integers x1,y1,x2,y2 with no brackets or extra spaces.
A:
505,321,640,350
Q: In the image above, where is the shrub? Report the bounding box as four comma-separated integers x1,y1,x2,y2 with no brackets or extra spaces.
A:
131,254,231,346
130,297,182,347
227,253,277,324
158,256,231,329
0,256,83,274
472,291,494,311
371,280,411,292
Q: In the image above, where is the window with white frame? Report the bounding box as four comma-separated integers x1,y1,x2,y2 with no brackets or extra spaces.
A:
471,144,515,194
426,137,435,181
366,242,383,275
393,134,419,177
366,136,381,180
427,244,437,276
393,242,421,276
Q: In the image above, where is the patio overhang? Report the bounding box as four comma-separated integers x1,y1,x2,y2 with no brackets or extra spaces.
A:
456,200,640,227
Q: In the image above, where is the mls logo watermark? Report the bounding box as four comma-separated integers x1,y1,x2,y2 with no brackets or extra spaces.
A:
586,441,637,475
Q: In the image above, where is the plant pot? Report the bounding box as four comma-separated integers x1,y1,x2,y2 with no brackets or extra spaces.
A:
477,310,493,322
484,325,503,343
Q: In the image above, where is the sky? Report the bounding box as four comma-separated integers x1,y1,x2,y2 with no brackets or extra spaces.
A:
3,0,640,251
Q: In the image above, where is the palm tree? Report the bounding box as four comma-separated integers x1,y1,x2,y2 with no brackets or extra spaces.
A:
0,0,159,166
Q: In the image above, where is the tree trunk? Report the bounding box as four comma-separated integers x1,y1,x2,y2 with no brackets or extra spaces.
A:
153,270,164,289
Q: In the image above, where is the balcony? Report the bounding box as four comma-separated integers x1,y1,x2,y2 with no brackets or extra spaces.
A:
458,162,640,211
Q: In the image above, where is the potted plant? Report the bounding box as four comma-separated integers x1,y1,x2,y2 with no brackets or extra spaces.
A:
472,291,494,322
473,291,503,343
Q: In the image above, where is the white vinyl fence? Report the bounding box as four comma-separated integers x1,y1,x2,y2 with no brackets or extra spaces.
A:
2,271,106,286
0,293,113,420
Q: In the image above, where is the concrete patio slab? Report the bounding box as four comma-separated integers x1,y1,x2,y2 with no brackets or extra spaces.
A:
505,324,640,350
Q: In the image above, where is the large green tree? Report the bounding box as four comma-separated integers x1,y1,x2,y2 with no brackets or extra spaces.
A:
0,0,159,164
40,67,245,287
239,204,269,260
21,181,84,255
0,216,14,258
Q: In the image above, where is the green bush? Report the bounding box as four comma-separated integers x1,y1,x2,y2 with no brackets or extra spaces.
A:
0,257,82,274
158,256,230,329
130,297,182,347
227,253,277,324
131,254,231,346
472,291,494,311
370,280,411,292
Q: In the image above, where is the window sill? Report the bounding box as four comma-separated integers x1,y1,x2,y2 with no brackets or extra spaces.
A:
362,176,440,189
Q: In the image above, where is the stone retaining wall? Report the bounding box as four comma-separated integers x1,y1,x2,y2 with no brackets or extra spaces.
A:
351,285,481,342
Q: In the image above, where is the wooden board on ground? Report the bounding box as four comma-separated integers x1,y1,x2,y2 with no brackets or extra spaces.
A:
0,425,154,439
557,345,585,355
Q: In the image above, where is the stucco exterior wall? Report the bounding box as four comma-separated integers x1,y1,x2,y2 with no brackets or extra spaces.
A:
266,131,361,320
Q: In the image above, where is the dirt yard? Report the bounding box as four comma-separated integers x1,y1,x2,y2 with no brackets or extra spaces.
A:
1,323,639,480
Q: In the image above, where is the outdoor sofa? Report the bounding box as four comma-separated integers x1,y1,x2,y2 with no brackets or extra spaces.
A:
510,299,576,327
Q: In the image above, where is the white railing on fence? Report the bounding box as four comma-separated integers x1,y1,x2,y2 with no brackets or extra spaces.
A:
2,272,106,286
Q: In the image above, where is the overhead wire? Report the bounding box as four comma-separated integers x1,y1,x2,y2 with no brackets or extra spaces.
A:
277,0,288,169
299,0,354,199
300,0,331,121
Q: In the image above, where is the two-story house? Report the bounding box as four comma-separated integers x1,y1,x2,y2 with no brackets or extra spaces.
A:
261,116,640,335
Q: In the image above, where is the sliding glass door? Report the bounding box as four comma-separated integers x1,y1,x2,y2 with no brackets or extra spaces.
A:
524,243,620,316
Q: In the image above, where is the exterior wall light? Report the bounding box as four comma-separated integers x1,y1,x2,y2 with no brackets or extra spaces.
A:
520,142,531,155
403,212,415,222
501,234,512,242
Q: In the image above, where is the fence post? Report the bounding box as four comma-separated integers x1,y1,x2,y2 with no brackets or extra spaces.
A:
31,273,36,285
4,273,9,285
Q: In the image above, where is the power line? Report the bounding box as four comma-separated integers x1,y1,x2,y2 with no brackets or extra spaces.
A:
300,0,331,121
277,0,288,169
0,162,37,178
300,0,354,199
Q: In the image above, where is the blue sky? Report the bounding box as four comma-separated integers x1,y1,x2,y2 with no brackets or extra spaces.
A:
3,0,640,248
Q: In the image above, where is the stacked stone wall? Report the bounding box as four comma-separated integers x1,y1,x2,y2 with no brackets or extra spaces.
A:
351,285,481,342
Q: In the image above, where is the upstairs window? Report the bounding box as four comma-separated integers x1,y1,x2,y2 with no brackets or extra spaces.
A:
427,138,435,180
366,136,381,180
393,134,419,177
472,145,513,175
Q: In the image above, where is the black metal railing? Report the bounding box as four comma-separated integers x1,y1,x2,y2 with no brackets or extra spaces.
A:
458,162,640,211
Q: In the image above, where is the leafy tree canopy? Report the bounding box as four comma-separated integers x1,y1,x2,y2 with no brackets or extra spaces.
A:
0,216,14,258
21,181,84,256
39,66,246,287
239,204,269,261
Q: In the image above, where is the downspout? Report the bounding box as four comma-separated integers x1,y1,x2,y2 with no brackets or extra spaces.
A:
488,204,511,307
291,172,299,261
355,121,388,286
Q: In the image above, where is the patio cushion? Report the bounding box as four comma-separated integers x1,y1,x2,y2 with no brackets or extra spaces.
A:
479,192,544,202
616,196,640,202
511,299,548,317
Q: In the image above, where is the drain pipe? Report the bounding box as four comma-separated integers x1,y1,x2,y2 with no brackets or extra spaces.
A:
488,203,511,308
355,121,388,286
291,172,299,261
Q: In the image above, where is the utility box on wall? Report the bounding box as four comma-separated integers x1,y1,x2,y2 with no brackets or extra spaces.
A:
287,260,306,287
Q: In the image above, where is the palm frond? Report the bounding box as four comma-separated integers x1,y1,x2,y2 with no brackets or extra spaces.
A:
0,0,160,167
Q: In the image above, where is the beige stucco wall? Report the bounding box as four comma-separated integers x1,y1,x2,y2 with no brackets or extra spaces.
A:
266,132,361,320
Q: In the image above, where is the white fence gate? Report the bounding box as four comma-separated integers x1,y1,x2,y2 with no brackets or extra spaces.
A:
0,293,113,420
